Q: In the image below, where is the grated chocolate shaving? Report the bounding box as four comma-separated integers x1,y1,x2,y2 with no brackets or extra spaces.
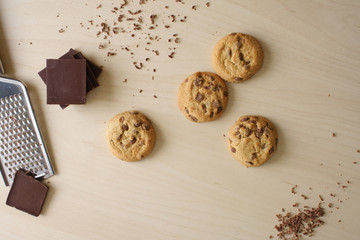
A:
275,205,325,239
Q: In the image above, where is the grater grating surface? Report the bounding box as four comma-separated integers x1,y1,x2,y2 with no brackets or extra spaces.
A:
0,77,54,186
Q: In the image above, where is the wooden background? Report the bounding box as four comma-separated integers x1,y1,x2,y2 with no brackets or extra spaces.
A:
0,0,359,239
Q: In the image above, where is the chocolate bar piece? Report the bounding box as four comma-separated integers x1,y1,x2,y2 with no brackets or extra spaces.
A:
39,50,95,92
6,170,49,217
69,49,99,88
46,59,87,104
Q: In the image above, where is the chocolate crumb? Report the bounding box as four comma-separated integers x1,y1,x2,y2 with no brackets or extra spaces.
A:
332,133,336,137
301,194,308,200
168,52,175,58
107,52,116,56
319,194,324,201
291,185,297,194
292,203,298,207
192,5,198,10
153,95,157,98
328,203,332,208
96,4,102,9
58,29,65,33
274,205,325,239
98,44,105,49
206,2,210,7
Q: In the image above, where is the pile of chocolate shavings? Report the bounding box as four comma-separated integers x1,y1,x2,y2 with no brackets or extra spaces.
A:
274,204,325,240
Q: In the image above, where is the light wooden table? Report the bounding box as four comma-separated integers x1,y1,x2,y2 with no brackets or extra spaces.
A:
1,0,359,239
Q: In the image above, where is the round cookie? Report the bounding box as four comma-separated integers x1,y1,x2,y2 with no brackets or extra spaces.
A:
178,72,228,123
228,115,278,167
212,32,264,83
105,111,156,162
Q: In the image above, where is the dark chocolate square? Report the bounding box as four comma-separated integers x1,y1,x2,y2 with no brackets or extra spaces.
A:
46,59,87,104
39,49,95,92
6,170,49,217
69,49,99,88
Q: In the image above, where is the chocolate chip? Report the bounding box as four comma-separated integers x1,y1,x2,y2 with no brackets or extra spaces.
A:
217,106,223,114
122,124,129,131
251,153,257,160
262,144,266,149
142,123,151,130
117,134,123,141
195,92,204,102
234,77,243,81
265,129,270,138
208,75,215,81
130,136,137,144
269,146,274,154
224,91,229,97
275,138,278,146
134,120,143,127
210,112,214,118
249,120,256,124
190,115,198,122
202,104,207,113
239,52,244,61
228,49,232,58
245,60,251,65
119,116,125,122
212,100,221,108
266,122,274,130
236,37,242,48
194,77,204,87
235,131,240,136
256,127,264,138
245,128,252,137
246,161,254,165
184,107,189,114
240,117,249,122
231,147,236,153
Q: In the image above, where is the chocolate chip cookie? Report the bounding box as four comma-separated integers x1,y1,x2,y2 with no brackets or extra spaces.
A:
228,115,278,167
212,32,264,83
105,111,156,162
178,72,228,122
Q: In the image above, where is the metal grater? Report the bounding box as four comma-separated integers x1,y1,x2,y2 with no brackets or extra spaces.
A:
0,76,54,186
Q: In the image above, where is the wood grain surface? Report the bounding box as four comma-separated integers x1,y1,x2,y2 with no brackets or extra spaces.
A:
0,0,359,239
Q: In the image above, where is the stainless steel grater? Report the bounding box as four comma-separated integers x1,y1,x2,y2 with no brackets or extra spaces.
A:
0,76,54,186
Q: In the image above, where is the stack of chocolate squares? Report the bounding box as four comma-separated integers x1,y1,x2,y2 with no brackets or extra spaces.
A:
38,49,102,109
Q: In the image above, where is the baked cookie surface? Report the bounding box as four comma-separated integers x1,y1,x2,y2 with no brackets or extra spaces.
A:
178,72,228,122
105,111,156,162
228,115,278,167
212,32,264,83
